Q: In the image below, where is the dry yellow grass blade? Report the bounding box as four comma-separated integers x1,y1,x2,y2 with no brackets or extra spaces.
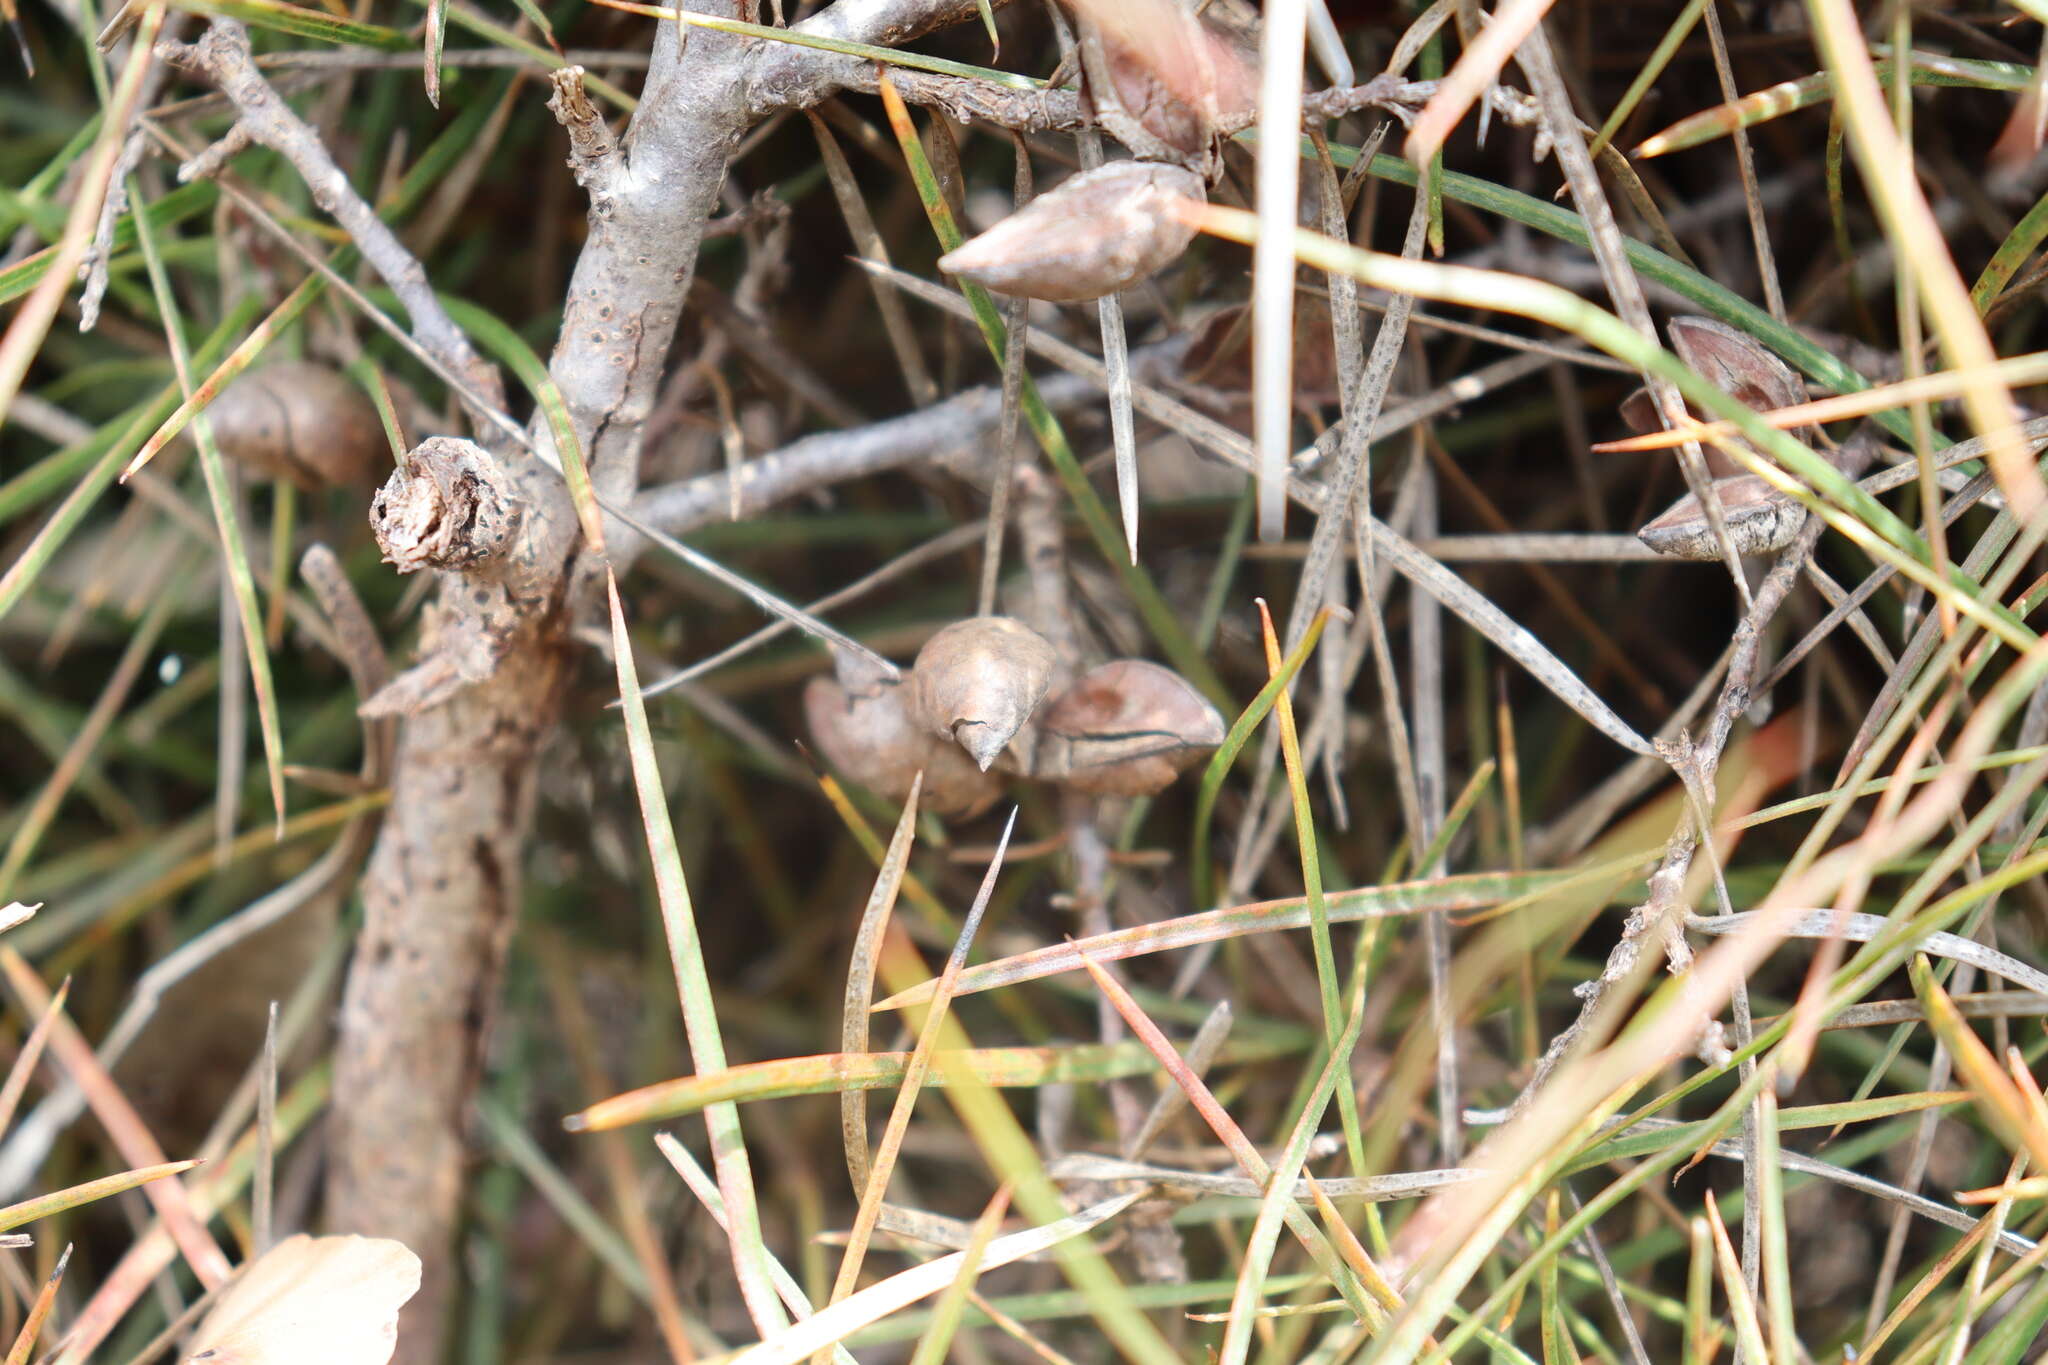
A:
1593,351,2048,453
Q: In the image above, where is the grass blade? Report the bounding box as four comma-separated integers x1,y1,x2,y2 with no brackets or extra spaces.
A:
605,571,788,1335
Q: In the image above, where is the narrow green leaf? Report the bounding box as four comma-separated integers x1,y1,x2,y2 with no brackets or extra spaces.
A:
0,181,215,306
436,296,607,553
1191,607,1332,913
1972,185,2048,313
606,570,789,1335
129,180,288,831
159,0,411,48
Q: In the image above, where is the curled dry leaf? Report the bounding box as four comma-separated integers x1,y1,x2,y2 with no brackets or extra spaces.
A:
208,362,385,492
906,617,1058,772
803,672,1002,820
1033,659,1225,796
185,1233,421,1365
937,162,1205,303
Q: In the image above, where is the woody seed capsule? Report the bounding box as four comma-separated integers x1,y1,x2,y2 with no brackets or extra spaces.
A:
1033,659,1225,797
803,673,1002,819
906,617,1058,771
938,162,1206,304
209,361,385,491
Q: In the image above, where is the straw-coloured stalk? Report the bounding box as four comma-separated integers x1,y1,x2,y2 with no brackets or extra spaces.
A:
2,1242,67,1365
938,162,1205,304
1033,660,1226,796
905,617,1058,771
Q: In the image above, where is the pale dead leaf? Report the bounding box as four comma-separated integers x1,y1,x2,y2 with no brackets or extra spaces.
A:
185,1234,421,1365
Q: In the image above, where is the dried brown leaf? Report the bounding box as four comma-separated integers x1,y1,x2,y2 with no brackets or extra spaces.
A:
185,1233,421,1365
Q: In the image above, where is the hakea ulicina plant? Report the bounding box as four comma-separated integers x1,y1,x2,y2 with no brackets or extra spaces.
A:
807,616,1225,811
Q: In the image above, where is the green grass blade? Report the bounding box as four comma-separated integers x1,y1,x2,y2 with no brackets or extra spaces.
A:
437,296,607,552
1972,184,2048,313
158,0,411,48
1190,607,1331,913
605,571,789,1335
128,178,288,831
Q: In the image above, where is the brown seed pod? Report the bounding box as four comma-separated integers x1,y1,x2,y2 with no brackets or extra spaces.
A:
1630,319,1845,560
1630,317,1826,556
207,361,386,491
906,617,1058,772
1637,433,1880,561
803,673,1001,820
1177,296,1343,408
937,162,1205,304
1620,318,1813,478
1033,659,1225,797
1635,476,1809,560
1060,0,1258,170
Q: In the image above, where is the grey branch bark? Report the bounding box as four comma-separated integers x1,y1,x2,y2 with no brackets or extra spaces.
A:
630,367,1103,536
314,3,1008,1359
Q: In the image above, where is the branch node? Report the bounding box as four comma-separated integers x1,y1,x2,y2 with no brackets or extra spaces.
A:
177,123,254,183
371,436,525,575
547,66,619,218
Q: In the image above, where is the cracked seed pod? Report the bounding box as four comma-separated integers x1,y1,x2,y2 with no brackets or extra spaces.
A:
1635,476,1809,560
937,162,1205,303
208,361,385,491
1033,659,1225,797
1060,0,1258,170
1621,317,1812,478
804,673,1002,819
906,617,1058,772
1630,319,1824,560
